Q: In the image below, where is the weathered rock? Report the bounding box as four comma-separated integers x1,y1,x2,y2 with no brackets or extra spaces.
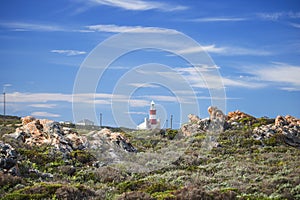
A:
0,141,18,174
4,116,87,153
86,128,136,153
181,123,205,136
208,106,226,121
21,116,35,126
181,106,226,136
253,115,300,148
188,114,200,124
227,110,256,123
275,115,300,127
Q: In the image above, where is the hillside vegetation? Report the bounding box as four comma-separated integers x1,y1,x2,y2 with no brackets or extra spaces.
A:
0,112,300,200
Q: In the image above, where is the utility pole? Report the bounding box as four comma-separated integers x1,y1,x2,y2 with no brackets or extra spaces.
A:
166,119,168,129
170,115,173,129
3,92,5,117
100,113,102,128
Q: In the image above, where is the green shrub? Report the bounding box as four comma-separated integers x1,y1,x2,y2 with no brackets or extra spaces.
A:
70,150,96,164
165,129,178,140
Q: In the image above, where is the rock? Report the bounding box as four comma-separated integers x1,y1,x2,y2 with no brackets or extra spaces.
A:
86,128,136,153
227,110,256,123
0,141,18,174
181,106,226,136
208,106,226,122
28,168,53,179
4,117,88,154
253,115,300,148
181,123,205,136
21,116,35,125
188,114,200,124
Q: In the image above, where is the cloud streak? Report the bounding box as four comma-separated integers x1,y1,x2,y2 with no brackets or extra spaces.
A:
87,0,187,11
247,62,300,91
192,17,247,22
177,44,271,56
257,11,300,21
51,49,87,56
0,21,64,32
31,111,60,118
86,24,178,34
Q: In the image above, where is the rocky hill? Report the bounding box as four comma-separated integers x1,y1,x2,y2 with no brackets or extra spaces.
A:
0,108,300,200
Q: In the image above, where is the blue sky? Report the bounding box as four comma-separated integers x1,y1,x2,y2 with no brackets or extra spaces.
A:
0,0,300,128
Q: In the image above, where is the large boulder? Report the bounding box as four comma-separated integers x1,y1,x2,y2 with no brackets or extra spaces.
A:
181,106,226,136
227,110,256,123
86,128,136,153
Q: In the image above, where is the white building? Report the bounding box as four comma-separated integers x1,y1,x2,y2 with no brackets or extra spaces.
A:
137,101,160,130
76,119,94,126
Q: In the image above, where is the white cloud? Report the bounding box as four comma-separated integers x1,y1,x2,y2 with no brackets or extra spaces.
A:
51,49,87,56
290,23,300,28
88,0,187,11
5,92,151,108
86,24,178,34
192,17,247,22
177,44,271,56
257,11,300,21
0,22,64,32
129,99,150,107
126,111,148,115
31,112,60,118
177,45,225,54
29,104,57,108
3,84,12,87
248,62,300,91
175,67,264,89
129,83,160,88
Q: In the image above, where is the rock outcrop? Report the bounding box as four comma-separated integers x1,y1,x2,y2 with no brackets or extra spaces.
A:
4,116,136,154
181,106,226,136
254,115,300,147
227,110,255,123
4,116,86,153
182,107,300,148
86,128,137,153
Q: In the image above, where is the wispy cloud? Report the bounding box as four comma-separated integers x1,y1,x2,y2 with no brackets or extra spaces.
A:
31,111,60,118
257,11,300,21
289,23,300,28
0,21,64,32
126,111,148,115
192,17,247,22
29,104,57,108
177,44,271,56
175,67,264,89
51,49,87,56
129,83,160,88
5,92,151,108
3,84,12,92
247,62,300,91
86,24,178,34
177,45,226,54
87,0,187,11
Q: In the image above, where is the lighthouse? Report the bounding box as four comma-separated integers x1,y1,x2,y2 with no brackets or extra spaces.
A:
149,100,157,126
136,100,161,130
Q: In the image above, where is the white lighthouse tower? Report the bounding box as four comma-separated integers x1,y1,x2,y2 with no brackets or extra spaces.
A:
137,100,160,130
